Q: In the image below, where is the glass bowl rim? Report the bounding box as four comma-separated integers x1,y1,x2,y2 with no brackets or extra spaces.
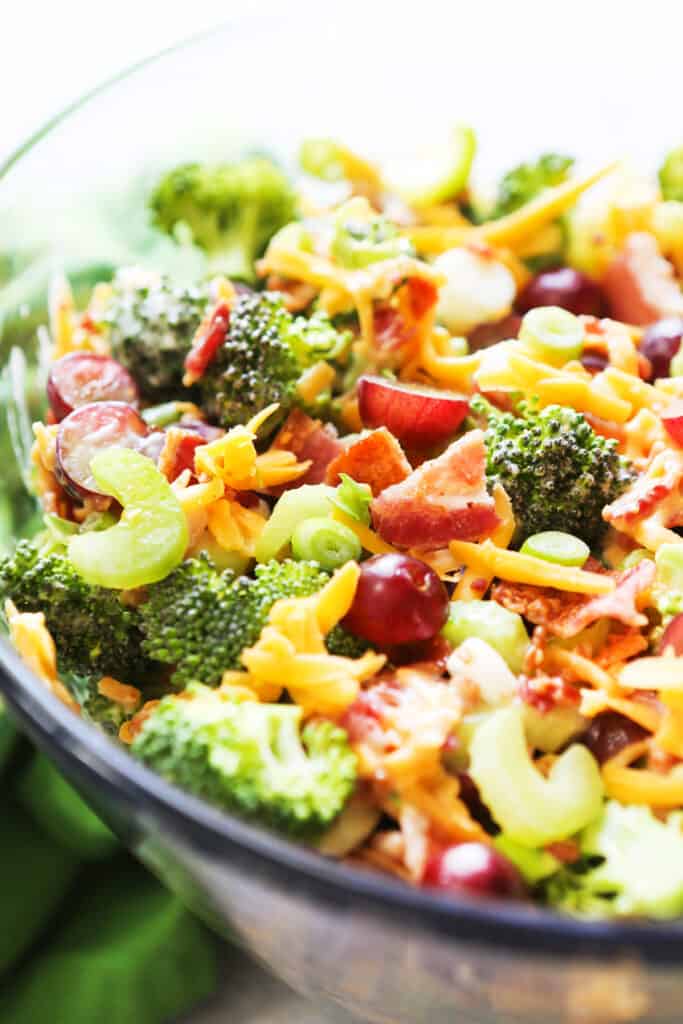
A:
2,22,682,960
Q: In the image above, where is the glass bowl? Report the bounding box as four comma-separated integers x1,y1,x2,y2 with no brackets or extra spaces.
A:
1,13,682,1023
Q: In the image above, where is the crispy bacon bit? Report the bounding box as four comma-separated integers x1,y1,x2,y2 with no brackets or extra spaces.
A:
157,428,207,483
183,300,230,385
603,448,683,530
602,233,683,326
373,277,439,353
371,430,499,549
596,627,649,668
518,675,581,715
269,408,342,495
492,559,655,640
325,427,411,496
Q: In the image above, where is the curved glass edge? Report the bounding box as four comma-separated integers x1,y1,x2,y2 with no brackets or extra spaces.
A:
2,634,683,961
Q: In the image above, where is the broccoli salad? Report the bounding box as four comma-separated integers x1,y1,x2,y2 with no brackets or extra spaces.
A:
4,129,683,919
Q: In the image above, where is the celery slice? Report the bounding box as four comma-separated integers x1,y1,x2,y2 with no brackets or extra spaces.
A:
254,484,336,563
68,449,188,589
385,124,476,208
469,705,604,847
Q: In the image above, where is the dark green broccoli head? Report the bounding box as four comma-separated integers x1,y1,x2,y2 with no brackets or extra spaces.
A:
140,555,366,687
105,273,212,401
477,399,634,546
493,153,574,218
199,292,300,431
149,157,298,282
140,556,330,687
0,541,147,683
131,683,356,836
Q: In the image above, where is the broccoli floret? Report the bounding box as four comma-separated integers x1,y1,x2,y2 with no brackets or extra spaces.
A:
132,683,356,835
492,153,574,219
140,556,333,687
0,541,147,683
149,157,298,283
198,292,349,431
545,802,683,919
60,671,136,736
199,291,299,430
105,273,211,402
477,398,634,546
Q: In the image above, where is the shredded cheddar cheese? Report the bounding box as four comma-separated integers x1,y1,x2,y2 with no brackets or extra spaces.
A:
617,654,683,692
5,600,79,713
449,539,615,595
602,740,683,808
331,506,398,556
194,404,311,491
579,689,661,732
454,484,515,600
206,497,266,558
231,563,385,715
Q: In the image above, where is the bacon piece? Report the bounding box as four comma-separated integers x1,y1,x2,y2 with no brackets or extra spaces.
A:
371,430,499,549
603,448,683,531
325,427,411,496
183,301,230,385
373,277,439,352
602,233,683,326
268,408,342,495
158,428,207,483
519,675,581,715
492,559,656,640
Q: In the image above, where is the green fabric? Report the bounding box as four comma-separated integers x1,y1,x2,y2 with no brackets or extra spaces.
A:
0,860,219,1024
15,753,119,861
0,799,79,976
0,739,220,1022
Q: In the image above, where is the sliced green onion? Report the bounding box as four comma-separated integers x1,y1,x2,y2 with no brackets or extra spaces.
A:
655,543,683,590
331,474,372,526
620,548,654,571
141,402,186,428
520,531,589,567
299,138,346,181
254,485,336,563
519,305,584,366
291,517,361,572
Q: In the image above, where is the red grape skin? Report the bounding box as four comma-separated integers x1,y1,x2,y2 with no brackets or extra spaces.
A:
639,318,683,380
343,554,449,648
423,843,527,900
47,353,138,421
581,712,647,765
55,401,149,499
659,613,683,655
516,268,605,317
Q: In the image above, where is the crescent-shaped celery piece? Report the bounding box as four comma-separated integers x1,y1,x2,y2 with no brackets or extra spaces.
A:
68,448,188,589
469,704,604,847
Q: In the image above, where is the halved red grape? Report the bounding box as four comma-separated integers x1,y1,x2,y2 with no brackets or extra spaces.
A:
661,400,683,446
639,318,683,380
581,711,647,765
343,553,449,648
423,842,527,900
47,353,138,422
357,375,469,449
56,401,149,499
516,268,605,317
659,613,683,655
